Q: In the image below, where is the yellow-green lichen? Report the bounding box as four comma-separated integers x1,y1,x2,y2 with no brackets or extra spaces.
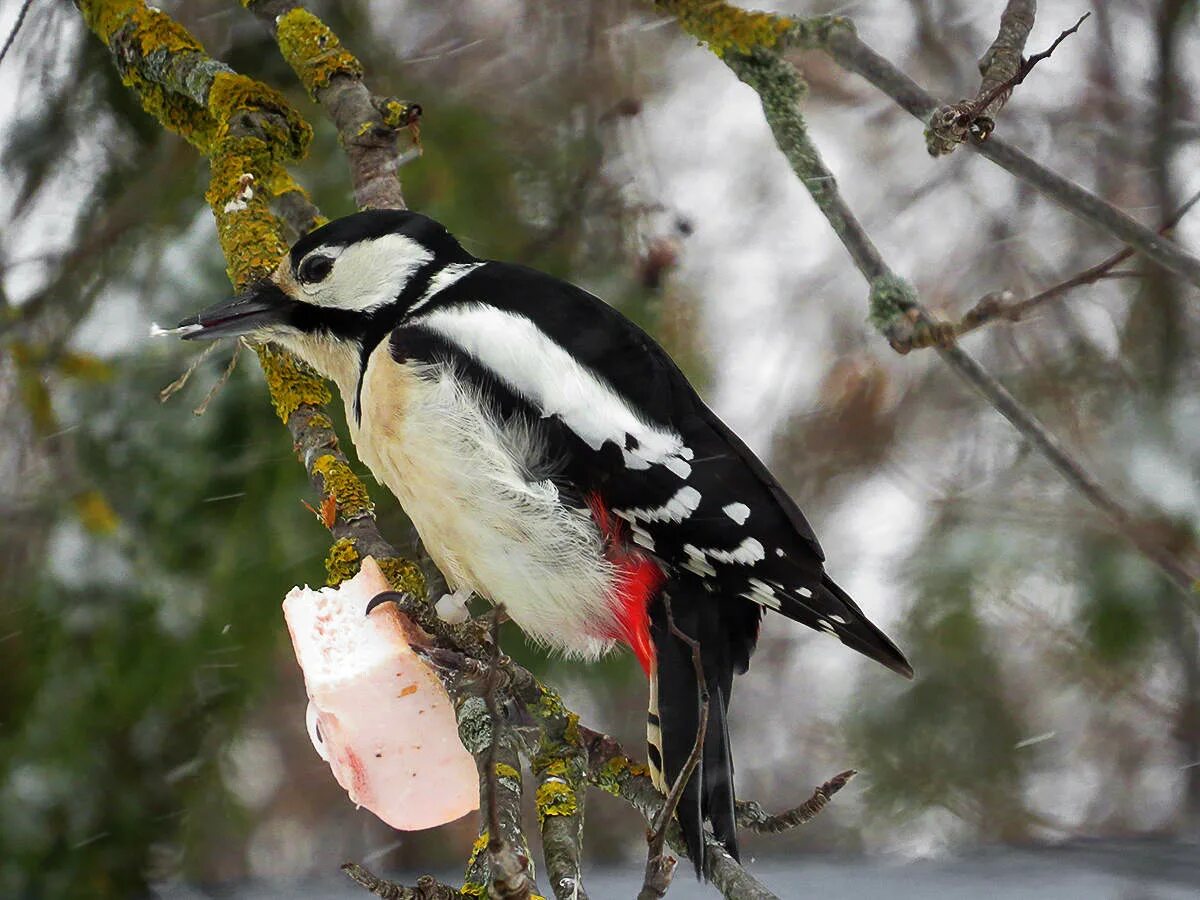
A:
304,412,335,431
533,687,582,747
74,490,120,535
380,98,419,129
312,454,374,520
535,758,568,779
535,781,578,826
207,139,290,285
374,557,426,598
464,830,489,875
324,537,360,586
207,71,311,161
494,762,521,782
460,883,485,898
594,755,651,797
275,8,363,98
79,0,217,148
658,0,793,57
254,345,331,423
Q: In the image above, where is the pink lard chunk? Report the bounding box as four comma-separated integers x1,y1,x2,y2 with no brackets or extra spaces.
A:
283,557,478,830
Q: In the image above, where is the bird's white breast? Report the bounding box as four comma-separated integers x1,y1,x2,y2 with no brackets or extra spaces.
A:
350,341,620,658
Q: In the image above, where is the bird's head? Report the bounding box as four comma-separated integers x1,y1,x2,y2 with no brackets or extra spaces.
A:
176,210,473,374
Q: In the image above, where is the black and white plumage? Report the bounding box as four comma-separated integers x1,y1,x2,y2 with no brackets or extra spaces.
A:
180,210,911,875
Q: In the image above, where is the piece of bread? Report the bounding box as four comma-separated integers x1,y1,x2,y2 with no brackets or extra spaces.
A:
283,557,479,830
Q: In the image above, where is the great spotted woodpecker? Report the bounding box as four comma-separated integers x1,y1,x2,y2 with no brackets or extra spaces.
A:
178,210,911,874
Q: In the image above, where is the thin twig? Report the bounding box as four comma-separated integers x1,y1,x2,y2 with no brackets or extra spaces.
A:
973,13,1091,119
192,339,242,415
927,10,1091,155
953,187,1200,337
798,21,1200,291
926,0,1039,154
705,38,1200,601
736,769,856,834
0,0,35,68
638,596,710,900
158,340,218,403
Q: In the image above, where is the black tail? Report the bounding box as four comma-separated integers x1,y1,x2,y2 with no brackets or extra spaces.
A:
648,589,743,878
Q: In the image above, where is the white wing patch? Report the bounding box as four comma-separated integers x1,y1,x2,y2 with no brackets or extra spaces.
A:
416,304,694,477
616,486,701,524
704,537,765,566
681,544,717,578
407,262,485,315
722,502,750,525
742,578,781,611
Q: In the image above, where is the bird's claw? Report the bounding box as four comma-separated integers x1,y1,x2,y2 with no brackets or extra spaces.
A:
365,590,411,617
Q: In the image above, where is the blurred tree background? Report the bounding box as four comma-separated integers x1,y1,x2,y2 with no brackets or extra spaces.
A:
1,0,1198,896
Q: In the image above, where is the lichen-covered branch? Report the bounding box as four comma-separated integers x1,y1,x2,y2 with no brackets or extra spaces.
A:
524,686,589,899
243,0,420,210
439,654,535,899
656,0,1200,601
342,864,466,900
79,0,427,603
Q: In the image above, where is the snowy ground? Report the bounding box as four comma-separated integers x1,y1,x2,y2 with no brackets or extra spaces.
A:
159,839,1200,899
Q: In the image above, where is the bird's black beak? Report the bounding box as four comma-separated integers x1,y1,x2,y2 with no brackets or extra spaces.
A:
177,281,293,341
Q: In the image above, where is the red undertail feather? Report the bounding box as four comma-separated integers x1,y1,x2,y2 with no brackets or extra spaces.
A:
587,492,665,676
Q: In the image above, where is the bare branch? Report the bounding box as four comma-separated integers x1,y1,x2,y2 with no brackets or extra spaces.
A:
781,17,1200,291
927,7,1091,155
951,188,1200,337
651,7,1200,601
736,770,856,834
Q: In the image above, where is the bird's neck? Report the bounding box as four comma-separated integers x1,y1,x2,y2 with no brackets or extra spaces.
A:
269,333,363,409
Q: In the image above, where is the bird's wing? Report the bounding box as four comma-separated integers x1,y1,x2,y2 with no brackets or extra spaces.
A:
399,262,909,676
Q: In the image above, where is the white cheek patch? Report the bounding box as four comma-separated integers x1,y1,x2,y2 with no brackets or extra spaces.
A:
416,304,695,477
303,234,433,313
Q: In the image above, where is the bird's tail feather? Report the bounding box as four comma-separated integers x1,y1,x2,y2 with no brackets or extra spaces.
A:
648,593,738,879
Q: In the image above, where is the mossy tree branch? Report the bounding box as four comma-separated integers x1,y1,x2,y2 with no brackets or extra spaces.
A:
244,0,420,211
656,0,1200,601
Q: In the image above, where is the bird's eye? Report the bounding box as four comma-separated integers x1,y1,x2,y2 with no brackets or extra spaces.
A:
298,254,334,284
